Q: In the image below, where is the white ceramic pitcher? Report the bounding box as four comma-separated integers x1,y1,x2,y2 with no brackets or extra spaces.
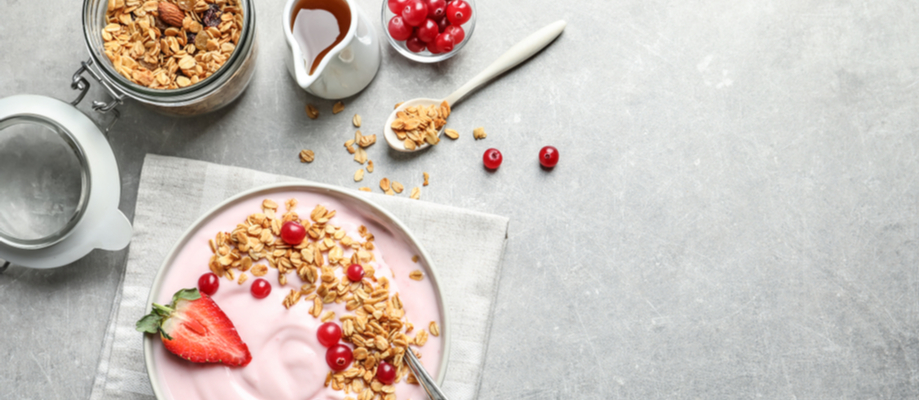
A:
283,0,381,99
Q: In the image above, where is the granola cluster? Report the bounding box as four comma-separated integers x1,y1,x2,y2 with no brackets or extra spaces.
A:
207,199,438,400
101,0,244,89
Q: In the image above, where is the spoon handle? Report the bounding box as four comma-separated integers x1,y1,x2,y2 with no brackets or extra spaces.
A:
443,20,566,106
404,348,450,400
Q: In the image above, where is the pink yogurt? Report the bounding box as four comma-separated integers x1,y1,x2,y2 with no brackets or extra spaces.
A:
150,189,443,400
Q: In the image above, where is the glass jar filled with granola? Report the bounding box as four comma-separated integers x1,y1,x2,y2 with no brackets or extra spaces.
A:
79,0,257,116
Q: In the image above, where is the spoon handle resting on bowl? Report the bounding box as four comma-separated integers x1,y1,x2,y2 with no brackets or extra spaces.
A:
443,20,566,106
404,348,450,400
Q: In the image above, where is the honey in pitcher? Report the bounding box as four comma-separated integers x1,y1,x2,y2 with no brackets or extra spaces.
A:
290,0,351,75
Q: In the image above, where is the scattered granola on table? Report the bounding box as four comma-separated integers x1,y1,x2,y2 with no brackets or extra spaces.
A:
306,104,320,119
102,0,244,89
473,127,487,140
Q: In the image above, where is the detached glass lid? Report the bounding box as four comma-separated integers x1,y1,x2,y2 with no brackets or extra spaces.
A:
0,94,132,269
0,116,90,249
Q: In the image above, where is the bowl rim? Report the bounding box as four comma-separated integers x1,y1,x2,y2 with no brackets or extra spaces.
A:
380,0,476,63
142,182,451,399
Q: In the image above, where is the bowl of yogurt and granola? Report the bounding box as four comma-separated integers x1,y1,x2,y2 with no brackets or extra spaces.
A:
140,183,448,400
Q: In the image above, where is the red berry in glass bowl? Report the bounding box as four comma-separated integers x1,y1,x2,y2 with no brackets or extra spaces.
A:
377,361,397,384
388,16,414,41
445,25,465,44
483,148,502,170
435,16,450,32
539,146,559,168
401,0,429,27
325,344,353,371
434,32,455,53
198,272,219,296
347,264,365,281
251,278,271,299
424,0,446,19
317,322,342,347
280,221,306,245
406,35,426,52
416,18,439,43
446,0,472,25
426,39,442,54
387,0,409,13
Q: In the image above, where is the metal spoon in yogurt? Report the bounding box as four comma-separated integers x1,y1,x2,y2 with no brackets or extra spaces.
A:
384,20,566,153
404,346,449,400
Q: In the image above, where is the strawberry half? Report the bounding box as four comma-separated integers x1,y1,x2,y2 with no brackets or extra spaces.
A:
136,288,252,367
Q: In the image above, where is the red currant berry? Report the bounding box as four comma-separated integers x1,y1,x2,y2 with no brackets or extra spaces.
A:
435,32,455,53
387,16,413,41
251,278,271,299
325,344,353,371
198,273,219,296
280,221,306,245
317,322,342,347
401,0,428,27
435,16,449,32
445,25,465,44
387,0,409,13
406,35,426,52
347,264,365,282
446,0,472,25
376,361,397,384
416,18,439,43
483,148,502,170
539,146,559,168
426,39,442,54
424,0,446,19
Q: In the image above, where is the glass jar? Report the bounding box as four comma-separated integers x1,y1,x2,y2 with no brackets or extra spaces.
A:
79,0,258,117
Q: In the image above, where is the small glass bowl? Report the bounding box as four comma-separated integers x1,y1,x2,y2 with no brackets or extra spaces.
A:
381,0,475,63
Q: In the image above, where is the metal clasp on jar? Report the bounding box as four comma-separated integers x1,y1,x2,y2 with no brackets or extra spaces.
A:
70,58,125,134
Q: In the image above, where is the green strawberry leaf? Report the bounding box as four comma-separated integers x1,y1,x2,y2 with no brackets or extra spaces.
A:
173,288,201,303
135,313,162,334
137,288,198,340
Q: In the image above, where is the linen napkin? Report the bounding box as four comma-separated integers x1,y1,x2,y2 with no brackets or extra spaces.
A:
90,154,509,400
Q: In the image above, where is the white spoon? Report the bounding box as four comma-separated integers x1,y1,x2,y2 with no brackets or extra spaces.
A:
384,20,566,152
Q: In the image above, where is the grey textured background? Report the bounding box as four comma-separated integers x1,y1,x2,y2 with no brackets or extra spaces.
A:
1,0,917,398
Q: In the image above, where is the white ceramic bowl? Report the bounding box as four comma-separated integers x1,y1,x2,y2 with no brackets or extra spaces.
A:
142,182,449,399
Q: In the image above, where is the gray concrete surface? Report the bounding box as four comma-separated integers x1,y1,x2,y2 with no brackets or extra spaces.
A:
1,0,917,398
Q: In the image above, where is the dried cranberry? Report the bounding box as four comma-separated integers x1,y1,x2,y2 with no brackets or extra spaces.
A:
203,4,222,28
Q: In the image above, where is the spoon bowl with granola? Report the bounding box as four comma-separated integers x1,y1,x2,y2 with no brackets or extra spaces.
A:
383,20,566,153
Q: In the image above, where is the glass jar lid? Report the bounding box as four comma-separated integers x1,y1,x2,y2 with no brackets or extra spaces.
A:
0,116,90,249
0,94,132,269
